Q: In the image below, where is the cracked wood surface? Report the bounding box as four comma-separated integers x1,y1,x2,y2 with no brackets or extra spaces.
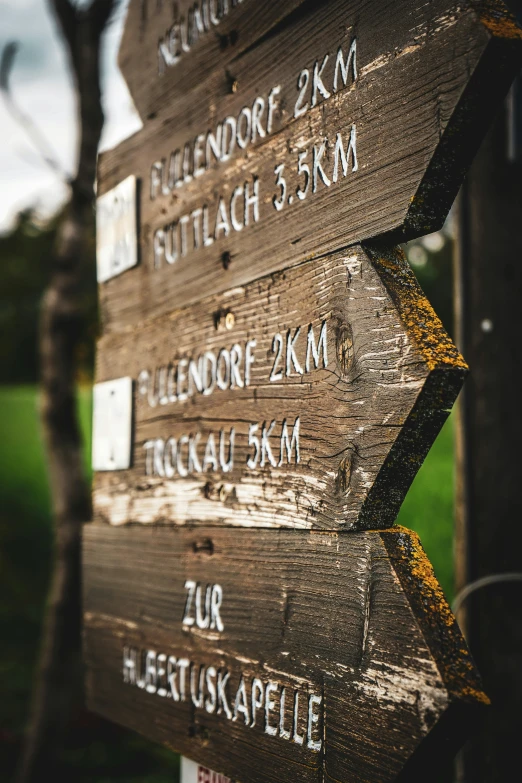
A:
83,525,487,783
93,245,466,531
99,0,522,331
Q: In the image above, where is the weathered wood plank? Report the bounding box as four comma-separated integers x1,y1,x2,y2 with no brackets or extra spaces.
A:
83,524,488,783
92,244,466,531
118,0,308,122
99,0,522,330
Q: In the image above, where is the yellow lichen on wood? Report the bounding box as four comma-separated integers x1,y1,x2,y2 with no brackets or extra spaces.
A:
475,0,522,39
380,526,490,706
366,245,468,373
390,525,456,627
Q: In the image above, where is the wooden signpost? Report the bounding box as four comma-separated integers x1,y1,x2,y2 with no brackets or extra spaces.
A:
98,0,522,328
93,245,466,531
84,1,522,781
84,525,486,783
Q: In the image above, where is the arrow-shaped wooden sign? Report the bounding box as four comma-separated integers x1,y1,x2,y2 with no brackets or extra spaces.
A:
84,525,488,783
98,0,522,330
93,244,466,531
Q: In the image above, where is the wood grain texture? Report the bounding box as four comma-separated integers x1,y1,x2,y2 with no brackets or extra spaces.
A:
93,245,466,531
119,0,307,122
99,0,522,331
83,524,487,783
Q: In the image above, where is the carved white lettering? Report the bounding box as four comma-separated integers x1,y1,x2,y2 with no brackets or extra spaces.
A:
123,646,324,752
307,693,322,751
156,653,168,697
236,107,252,149
279,686,292,739
216,348,231,390
306,321,328,372
293,691,304,745
177,359,189,402
312,140,331,192
167,655,180,701
333,126,358,180
286,327,304,376
265,681,279,736
245,339,256,385
251,677,264,727
221,116,236,163
251,96,266,142
217,669,232,719
219,428,234,472
205,666,217,713
294,68,310,118
260,420,277,468
123,646,137,685
153,438,165,477
177,435,189,477
269,333,284,382
210,584,224,631
164,437,177,478
157,0,241,74
247,423,260,469
188,432,202,474
177,658,190,701
203,432,218,471
233,676,250,724
279,418,300,466
267,85,281,134
311,54,331,106
333,39,357,92
190,663,205,708
183,580,196,627
195,583,211,629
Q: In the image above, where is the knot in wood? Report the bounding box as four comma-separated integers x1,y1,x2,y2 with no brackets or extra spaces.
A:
192,538,214,555
336,454,353,495
336,324,354,375
213,309,235,331
225,312,235,330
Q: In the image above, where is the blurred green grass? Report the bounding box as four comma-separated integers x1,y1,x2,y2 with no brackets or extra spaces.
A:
0,385,455,780
0,386,178,782
397,414,455,601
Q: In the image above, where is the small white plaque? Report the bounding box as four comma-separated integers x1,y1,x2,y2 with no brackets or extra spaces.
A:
96,175,138,283
92,377,133,471
181,758,231,783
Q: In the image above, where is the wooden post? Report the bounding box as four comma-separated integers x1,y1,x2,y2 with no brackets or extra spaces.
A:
454,77,522,783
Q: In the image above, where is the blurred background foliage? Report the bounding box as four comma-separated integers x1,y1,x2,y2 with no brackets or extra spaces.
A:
0,210,98,384
0,209,456,781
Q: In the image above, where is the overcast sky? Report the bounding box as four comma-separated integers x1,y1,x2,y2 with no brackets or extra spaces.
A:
0,0,142,232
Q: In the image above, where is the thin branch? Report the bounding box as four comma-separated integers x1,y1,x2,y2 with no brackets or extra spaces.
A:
49,0,78,47
0,42,72,182
89,0,120,32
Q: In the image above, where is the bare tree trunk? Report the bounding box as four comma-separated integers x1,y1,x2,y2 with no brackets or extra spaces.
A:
15,2,116,781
